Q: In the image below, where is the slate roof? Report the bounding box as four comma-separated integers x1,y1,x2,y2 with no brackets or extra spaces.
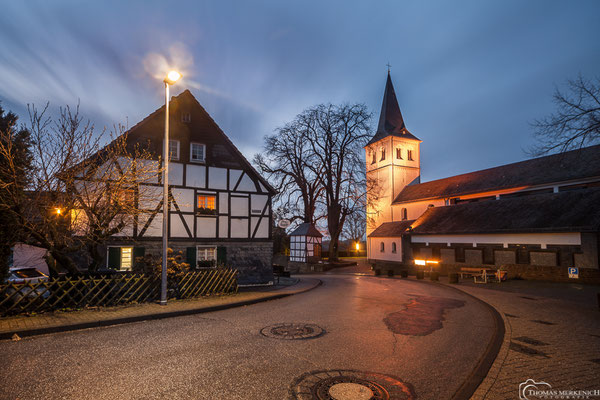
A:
366,72,420,146
393,144,600,204
289,223,323,237
368,220,415,237
409,188,600,235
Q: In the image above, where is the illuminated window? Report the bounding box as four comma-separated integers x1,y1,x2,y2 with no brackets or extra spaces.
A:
190,143,205,163
380,242,385,252
392,242,397,253
197,195,216,213
120,247,133,271
401,208,408,220
197,246,216,262
380,148,386,161
408,150,414,161
169,140,180,160
396,148,402,159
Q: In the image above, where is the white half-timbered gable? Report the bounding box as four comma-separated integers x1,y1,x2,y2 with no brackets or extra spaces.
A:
74,90,276,284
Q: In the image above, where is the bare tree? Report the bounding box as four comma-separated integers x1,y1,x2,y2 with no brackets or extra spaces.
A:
0,103,160,275
531,75,600,155
254,117,324,225
303,104,372,261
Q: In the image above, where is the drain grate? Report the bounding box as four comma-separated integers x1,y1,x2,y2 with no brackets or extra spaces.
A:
260,323,325,340
510,342,549,358
531,319,556,326
290,370,415,400
513,336,549,346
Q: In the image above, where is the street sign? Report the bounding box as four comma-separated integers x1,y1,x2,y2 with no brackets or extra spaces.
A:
278,219,291,229
568,267,579,279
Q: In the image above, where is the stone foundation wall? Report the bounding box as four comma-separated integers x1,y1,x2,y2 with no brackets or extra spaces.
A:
103,240,273,285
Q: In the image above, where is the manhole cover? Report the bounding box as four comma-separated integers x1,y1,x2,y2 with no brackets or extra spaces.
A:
290,370,415,400
260,323,325,340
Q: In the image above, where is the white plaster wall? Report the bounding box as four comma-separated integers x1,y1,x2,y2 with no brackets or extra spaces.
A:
411,232,581,247
196,217,217,238
219,192,228,214
209,167,228,190
230,218,248,238
258,181,268,192
219,216,228,238
139,185,162,210
170,214,193,237
393,199,445,222
237,173,256,192
139,160,159,184
251,194,268,214
143,214,163,237
186,164,206,188
229,169,242,190
367,237,403,262
171,188,195,212
168,163,184,186
111,215,134,237
251,217,269,238
231,196,248,217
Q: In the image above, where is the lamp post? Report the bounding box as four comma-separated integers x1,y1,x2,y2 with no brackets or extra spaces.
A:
161,70,181,305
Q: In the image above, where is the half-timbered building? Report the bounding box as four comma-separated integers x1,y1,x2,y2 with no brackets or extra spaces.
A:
78,90,276,284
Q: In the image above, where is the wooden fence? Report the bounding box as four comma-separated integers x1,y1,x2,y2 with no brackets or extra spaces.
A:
0,269,238,316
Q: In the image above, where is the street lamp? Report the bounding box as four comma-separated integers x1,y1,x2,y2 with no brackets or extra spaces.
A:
161,70,181,305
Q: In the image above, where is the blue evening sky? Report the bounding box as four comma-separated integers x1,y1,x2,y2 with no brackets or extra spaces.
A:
1,0,598,181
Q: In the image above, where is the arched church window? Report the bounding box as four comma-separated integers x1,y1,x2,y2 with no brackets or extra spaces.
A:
380,147,386,161
380,242,385,252
428,204,434,208
392,242,397,253
401,208,408,220
371,151,376,164
396,148,402,159
408,150,414,161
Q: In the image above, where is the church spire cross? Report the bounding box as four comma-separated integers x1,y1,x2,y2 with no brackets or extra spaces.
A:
386,62,392,73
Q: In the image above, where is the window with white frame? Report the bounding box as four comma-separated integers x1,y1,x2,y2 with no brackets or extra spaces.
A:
190,143,206,162
197,246,216,262
169,140,180,160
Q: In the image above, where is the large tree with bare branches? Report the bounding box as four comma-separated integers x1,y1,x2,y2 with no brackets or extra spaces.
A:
531,75,600,155
0,103,161,275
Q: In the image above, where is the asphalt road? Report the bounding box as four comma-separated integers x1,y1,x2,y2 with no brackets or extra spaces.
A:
0,275,496,400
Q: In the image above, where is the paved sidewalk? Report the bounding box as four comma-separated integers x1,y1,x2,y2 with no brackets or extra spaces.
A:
0,277,321,340
443,279,600,399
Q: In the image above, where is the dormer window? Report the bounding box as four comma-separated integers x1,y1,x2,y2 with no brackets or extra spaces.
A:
380,148,386,161
190,143,206,163
181,112,191,123
396,148,402,159
169,140,180,160
408,150,414,161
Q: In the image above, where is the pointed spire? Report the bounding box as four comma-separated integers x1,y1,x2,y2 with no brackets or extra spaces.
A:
367,72,420,146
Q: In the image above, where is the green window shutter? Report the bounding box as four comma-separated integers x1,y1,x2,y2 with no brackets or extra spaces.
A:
108,247,121,270
133,247,145,258
217,246,227,265
186,246,197,268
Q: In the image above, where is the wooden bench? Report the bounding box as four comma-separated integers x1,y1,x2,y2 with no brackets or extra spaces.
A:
459,267,502,283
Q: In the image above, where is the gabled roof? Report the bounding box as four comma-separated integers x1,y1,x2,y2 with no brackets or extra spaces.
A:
409,188,600,235
368,220,415,238
114,89,276,194
393,144,600,204
366,72,420,146
289,223,323,237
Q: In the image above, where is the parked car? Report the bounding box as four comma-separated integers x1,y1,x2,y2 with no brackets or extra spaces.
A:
4,268,50,305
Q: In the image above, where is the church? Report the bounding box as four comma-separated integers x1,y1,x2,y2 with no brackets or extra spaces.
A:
366,73,600,283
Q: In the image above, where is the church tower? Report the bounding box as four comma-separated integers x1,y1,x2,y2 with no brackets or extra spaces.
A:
365,72,421,236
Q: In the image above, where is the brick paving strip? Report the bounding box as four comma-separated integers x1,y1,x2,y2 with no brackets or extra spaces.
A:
0,277,321,340
441,280,600,400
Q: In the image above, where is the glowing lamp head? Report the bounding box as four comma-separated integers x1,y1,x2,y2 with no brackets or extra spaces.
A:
355,242,360,251
414,259,426,266
55,207,62,215
164,70,181,85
